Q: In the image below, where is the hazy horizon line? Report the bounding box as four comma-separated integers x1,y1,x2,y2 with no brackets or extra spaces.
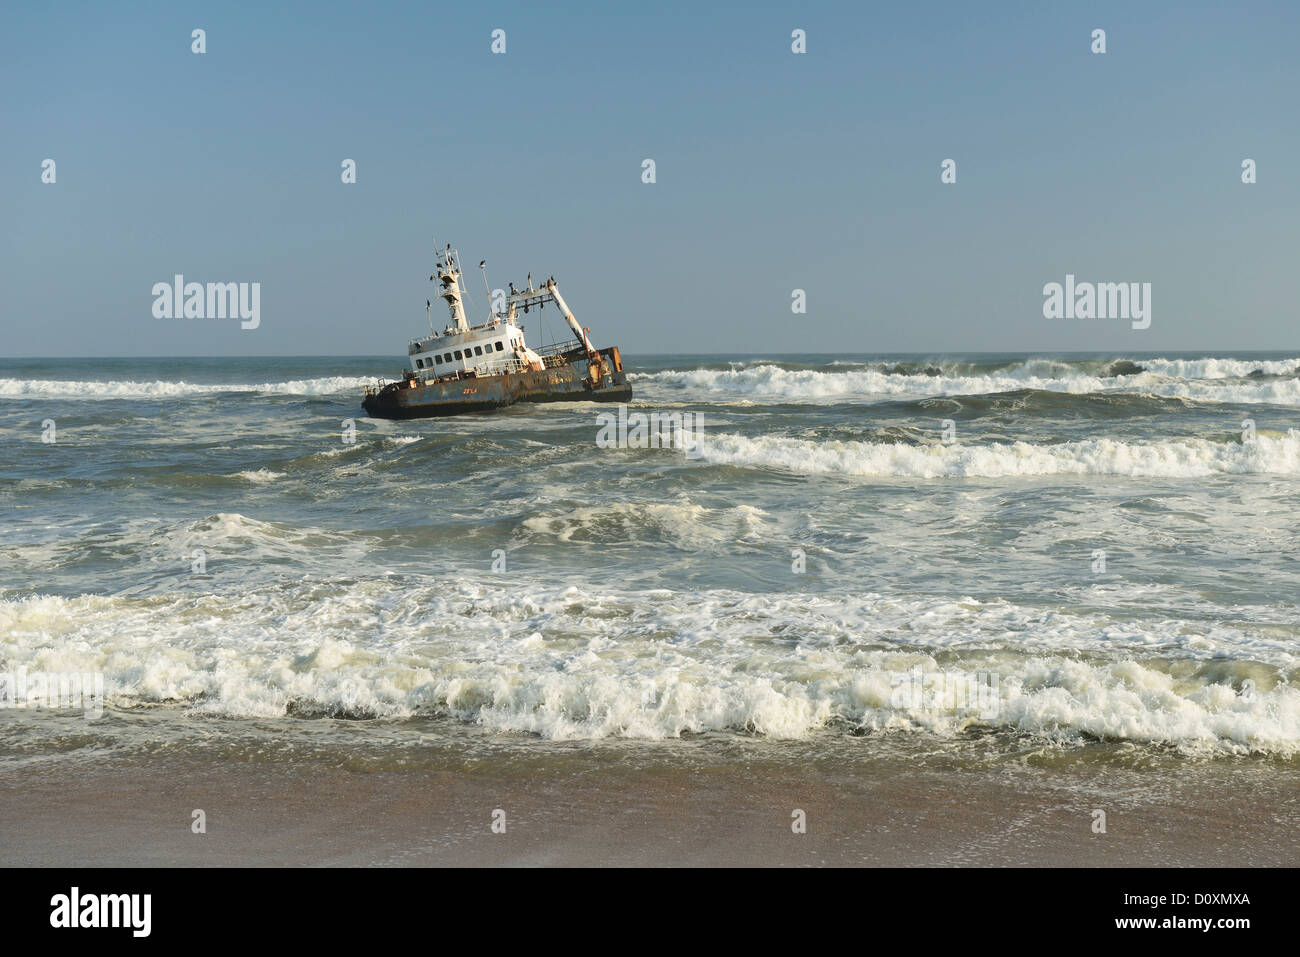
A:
4,349,1300,361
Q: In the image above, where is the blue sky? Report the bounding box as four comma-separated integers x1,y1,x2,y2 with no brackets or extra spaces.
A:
3,1,1297,356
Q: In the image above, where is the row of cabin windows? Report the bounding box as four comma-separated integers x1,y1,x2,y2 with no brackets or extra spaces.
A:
414,340,508,370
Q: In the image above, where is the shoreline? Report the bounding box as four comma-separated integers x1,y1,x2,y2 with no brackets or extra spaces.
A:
4,745,1296,867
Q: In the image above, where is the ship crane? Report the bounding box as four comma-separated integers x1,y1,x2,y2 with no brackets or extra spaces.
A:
504,278,595,357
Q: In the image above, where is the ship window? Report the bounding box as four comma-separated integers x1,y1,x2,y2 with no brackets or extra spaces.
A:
434,355,443,365
494,341,504,352
475,346,483,356
443,353,452,362
416,358,425,368
454,350,463,360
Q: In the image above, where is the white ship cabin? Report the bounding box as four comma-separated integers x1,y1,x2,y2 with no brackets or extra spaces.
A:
408,320,537,378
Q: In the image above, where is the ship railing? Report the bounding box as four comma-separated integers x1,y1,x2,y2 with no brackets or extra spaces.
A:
474,356,533,376
419,357,533,382
408,318,508,350
467,360,509,377
535,338,583,357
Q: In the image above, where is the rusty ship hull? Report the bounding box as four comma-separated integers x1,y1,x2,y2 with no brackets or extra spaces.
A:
363,346,631,419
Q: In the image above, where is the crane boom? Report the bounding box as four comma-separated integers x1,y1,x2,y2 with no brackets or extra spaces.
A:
545,279,594,355
503,279,595,355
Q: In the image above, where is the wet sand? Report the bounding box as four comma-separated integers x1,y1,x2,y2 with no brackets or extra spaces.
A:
3,745,1297,866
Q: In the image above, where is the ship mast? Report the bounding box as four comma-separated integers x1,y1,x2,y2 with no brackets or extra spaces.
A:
433,243,470,333
479,260,494,321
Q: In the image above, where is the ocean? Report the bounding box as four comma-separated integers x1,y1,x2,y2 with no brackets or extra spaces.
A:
3,353,1299,864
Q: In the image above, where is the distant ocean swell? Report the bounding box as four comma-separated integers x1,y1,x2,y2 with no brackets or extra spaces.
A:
3,356,1298,405
636,359,1300,404
692,431,1300,478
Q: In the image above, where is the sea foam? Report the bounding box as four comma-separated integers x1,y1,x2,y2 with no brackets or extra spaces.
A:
0,376,375,399
635,360,1300,405
691,431,1300,478
2,581,1295,753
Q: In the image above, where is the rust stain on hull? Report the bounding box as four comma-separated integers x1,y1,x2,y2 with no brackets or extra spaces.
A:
363,351,632,420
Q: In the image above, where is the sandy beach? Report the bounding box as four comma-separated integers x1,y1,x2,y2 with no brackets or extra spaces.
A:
4,730,1296,867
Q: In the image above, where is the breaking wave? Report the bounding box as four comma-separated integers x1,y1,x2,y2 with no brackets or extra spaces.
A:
693,431,1300,479
1,581,1296,753
521,502,770,548
636,358,1300,405
0,376,374,399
